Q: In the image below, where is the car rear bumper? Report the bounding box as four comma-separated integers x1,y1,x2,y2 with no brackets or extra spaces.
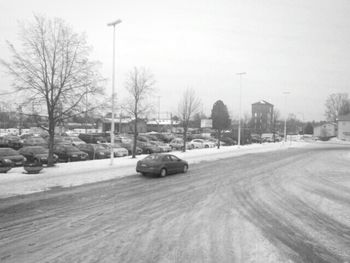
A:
136,166,160,174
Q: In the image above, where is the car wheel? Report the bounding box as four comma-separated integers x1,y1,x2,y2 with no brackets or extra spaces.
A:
146,149,152,154
205,145,209,148
183,165,188,173
67,157,71,162
159,168,167,177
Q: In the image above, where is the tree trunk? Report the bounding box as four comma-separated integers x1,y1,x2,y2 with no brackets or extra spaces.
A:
217,129,221,149
47,114,55,167
132,116,137,158
182,125,187,152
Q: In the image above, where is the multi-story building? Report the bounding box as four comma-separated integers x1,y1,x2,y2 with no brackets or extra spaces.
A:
337,113,350,141
251,100,274,134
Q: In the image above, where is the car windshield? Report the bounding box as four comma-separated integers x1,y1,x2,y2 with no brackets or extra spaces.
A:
95,145,106,150
143,154,163,161
0,148,18,156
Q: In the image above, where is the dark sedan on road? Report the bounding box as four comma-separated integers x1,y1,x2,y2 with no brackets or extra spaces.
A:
136,153,188,177
53,145,88,162
0,148,26,166
19,146,58,164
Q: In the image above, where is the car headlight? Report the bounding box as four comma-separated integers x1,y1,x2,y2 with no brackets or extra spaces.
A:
3,158,12,163
23,157,27,162
71,154,77,157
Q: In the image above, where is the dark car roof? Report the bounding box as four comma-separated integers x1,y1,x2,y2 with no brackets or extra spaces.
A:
0,148,20,156
144,153,176,159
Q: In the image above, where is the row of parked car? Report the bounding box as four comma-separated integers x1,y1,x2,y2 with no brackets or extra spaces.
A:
0,132,223,168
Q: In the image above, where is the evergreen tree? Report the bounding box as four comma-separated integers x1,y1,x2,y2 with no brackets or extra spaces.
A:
211,100,231,149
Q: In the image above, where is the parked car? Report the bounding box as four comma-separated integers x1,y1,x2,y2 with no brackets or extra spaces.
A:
250,134,262,143
61,136,86,146
136,153,188,177
119,141,143,155
22,136,48,148
0,135,23,149
220,137,236,146
78,133,109,144
99,143,128,157
189,139,216,149
19,146,58,164
0,158,13,173
19,133,41,140
145,132,175,143
77,143,111,160
53,145,89,162
137,141,162,154
149,141,172,152
0,148,26,166
169,138,193,151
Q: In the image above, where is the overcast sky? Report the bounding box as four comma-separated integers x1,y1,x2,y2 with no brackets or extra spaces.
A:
1,0,350,121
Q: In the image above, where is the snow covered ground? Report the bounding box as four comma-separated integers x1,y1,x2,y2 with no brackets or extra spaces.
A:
0,141,309,198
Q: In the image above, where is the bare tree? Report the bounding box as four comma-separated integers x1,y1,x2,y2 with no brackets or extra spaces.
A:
124,67,155,158
0,15,104,165
178,88,201,152
325,93,350,122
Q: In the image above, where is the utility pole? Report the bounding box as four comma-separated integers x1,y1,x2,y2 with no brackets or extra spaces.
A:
170,112,173,134
157,96,160,132
107,18,122,165
283,92,290,142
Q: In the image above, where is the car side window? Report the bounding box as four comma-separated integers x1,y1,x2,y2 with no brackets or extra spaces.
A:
163,156,171,162
169,155,179,161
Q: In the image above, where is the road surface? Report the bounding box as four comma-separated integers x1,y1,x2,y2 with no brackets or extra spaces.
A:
0,143,349,262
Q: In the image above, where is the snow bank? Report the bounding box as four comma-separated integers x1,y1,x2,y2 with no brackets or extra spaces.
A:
0,141,309,198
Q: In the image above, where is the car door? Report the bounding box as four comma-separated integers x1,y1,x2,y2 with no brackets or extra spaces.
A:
169,155,183,172
162,155,176,174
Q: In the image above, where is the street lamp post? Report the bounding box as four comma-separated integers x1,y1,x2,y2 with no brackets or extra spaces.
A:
108,19,122,165
236,72,246,147
283,91,290,142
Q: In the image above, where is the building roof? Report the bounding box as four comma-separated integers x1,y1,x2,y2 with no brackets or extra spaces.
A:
338,113,350,121
314,122,336,128
147,119,180,125
252,100,273,106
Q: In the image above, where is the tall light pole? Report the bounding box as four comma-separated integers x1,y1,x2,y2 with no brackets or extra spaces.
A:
108,19,122,165
236,72,246,147
157,96,161,132
283,91,290,142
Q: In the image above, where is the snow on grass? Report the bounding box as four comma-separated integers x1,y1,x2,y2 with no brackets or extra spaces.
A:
0,141,309,198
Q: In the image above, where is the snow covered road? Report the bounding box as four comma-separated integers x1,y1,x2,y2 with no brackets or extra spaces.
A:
0,142,349,262
0,141,307,198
